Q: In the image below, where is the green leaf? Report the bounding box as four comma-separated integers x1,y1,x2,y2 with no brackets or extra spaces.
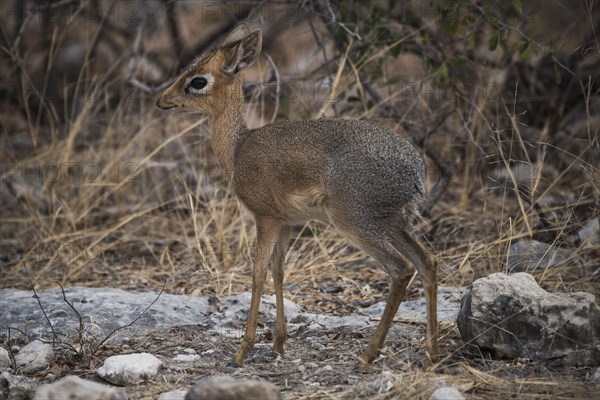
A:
484,11,498,26
443,19,459,35
462,15,475,25
437,64,449,86
488,32,499,51
511,40,525,52
554,63,562,84
500,29,509,50
390,43,402,58
521,43,533,59
450,57,467,67
513,0,523,15
467,35,476,50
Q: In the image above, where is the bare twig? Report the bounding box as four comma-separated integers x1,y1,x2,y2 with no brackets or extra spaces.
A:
129,78,174,94
57,281,84,352
94,280,167,352
7,328,17,371
10,13,31,57
163,0,183,58
125,21,145,82
263,52,280,123
30,283,58,344
471,3,575,76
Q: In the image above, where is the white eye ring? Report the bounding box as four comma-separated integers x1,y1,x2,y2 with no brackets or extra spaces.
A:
185,74,214,94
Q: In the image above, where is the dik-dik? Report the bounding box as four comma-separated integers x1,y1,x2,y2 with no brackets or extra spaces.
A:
156,24,438,369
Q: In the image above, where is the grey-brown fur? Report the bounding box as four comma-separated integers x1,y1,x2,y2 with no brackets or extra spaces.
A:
156,24,438,370
233,119,425,226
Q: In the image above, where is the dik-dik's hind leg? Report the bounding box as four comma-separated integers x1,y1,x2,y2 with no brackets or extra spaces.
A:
272,225,291,355
232,217,281,366
392,229,439,364
331,223,415,370
358,267,413,369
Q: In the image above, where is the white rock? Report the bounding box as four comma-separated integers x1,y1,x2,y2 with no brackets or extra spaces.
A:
0,347,12,371
429,386,465,400
97,353,162,385
457,273,600,366
365,285,464,323
316,365,333,373
173,354,201,363
579,218,600,246
0,372,36,399
157,389,187,400
504,240,574,272
15,340,54,374
33,375,128,400
0,287,210,343
186,376,281,400
371,371,393,393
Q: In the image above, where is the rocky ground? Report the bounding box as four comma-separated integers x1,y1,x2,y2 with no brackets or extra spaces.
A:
1,278,599,399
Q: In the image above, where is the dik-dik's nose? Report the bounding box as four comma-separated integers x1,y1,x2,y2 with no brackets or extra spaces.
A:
156,96,178,111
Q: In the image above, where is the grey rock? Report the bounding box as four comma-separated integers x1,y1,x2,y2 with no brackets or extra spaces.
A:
2,286,458,352
158,390,187,400
97,353,162,385
0,347,12,371
316,364,333,373
370,370,393,394
365,286,464,323
33,375,127,400
591,367,600,383
14,340,53,374
458,273,600,366
185,376,281,400
429,387,465,400
0,287,210,342
504,240,576,272
209,292,371,337
579,218,600,246
173,354,201,363
487,163,538,197
0,372,36,400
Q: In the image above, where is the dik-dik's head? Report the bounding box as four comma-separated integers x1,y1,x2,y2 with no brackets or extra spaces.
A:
156,24,262,115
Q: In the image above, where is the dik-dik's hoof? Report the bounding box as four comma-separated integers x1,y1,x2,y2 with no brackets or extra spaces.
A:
357,351,377,373
230,351,246,368
227,359,243,368
423,350,439,370
272,343,285,356
356,359,373,373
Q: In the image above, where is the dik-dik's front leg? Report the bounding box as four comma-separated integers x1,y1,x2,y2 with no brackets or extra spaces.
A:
232,217,281,366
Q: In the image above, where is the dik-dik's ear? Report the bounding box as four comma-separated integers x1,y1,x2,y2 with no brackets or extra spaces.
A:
222,29,262,75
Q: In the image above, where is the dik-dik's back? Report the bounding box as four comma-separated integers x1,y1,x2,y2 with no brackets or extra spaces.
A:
156,23,438,369
234,118,425,224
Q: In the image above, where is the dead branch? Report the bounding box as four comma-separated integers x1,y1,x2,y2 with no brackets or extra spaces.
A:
94,281,167,352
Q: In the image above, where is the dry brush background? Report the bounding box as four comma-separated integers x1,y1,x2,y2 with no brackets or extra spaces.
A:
0,0,599,398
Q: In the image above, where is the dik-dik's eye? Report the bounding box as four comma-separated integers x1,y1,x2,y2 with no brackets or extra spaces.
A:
190,77,207,89
185,74,214,94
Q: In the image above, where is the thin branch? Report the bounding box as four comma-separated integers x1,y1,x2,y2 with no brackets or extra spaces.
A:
94,280,167,352
10,13,31,57
30,283,58,344
129,78,174,95
471,3,575,76
56,281,84,352
263,52,280,123
125,21,145,82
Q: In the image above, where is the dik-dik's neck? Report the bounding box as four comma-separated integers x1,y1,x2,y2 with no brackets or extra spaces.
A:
208,77,248,180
